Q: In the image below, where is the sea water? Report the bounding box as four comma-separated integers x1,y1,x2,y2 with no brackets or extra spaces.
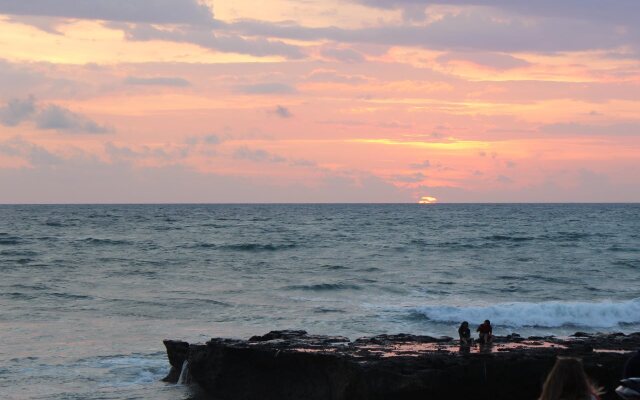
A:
1,204,638,398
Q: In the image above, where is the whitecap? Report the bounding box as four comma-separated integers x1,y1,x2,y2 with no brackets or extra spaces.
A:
414,298,640,328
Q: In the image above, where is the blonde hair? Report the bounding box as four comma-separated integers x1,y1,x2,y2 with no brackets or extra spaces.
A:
538,357,602,400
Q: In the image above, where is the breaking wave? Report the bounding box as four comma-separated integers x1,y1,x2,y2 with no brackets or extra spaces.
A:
414,298,640,328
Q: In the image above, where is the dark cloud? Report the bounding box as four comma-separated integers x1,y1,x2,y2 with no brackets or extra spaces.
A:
5,15,66,34
0,1,307,59
0,136,62,166
272,105,292,118
107,143,172,160
0,0,215,25
0,96,36,126
2,1,637,58
204,134,222,145
0,97,112,134
353,1,640,26
105,142,141,160
237,83,296,95
227,10,635,54
232,146,320,170
401,4,427,22
409,160,431,169
320,47,365,63
0,59,90,100
290,159,317,167
120,23,305,59
35,105,111,134
233,147,286,163
124,76,191,87
184,134,224,146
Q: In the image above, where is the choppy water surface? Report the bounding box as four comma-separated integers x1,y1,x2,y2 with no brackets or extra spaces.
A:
1,204,639,398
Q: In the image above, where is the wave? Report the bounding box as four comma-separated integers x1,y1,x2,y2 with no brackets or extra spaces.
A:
608,245,640,253
323,264,349,270
48,292,93,300
187,242,298,251
413,298,640,328
0,250,38,257
0,236,21,245
44,221,67,227
81,238,132,246
485,235,535,242
219,243,298,251
73,352,168,387
613,259,640,268
286,283,361,291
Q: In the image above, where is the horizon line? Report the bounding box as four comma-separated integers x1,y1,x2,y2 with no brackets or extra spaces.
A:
1,202,639,206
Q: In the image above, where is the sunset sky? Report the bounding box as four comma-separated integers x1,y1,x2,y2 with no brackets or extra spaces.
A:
1,0,639,203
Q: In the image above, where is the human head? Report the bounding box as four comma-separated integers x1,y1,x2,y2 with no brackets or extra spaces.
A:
461,321,468,327
484,320,490,325
538,357,596,400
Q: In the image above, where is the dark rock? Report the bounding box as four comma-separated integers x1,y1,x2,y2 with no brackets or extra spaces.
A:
163,331,640,399
162,340,189,383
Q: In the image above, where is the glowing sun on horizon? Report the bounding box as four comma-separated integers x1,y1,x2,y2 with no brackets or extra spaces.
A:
418,196,438,204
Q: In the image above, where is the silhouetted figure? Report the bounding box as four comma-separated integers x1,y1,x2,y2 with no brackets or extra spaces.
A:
624,349,640,379
458,321,471,346
538,357,602,400
476,319,493,345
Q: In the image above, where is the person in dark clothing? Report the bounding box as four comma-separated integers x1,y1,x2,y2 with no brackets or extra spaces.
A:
458,321,471,346
624,349,640,379
477,319,493,345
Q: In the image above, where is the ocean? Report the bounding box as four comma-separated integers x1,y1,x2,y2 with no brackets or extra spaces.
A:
1,204,639,399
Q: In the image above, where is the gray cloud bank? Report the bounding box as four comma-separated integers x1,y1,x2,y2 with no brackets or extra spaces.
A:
0,1,637,59
0,0,214,24
0,138,411,203
124,76,191,87
227,12,634,53
355,0,640,26
0,96,111,134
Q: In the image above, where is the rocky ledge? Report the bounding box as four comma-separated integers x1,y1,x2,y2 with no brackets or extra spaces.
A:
163,330,640,400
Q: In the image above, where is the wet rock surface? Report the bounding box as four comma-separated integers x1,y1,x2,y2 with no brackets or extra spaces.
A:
163,330,640,400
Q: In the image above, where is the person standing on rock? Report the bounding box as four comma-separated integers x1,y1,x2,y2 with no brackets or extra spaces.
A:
538,357,602,400
476,320,493,345
458,321,471,346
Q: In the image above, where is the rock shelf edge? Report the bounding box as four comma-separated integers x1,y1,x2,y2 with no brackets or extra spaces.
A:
163,330,640,400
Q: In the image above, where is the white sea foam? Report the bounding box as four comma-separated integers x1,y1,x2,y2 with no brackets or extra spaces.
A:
414,298,640,328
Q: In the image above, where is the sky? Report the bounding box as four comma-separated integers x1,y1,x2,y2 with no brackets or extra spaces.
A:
0,0,639,203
